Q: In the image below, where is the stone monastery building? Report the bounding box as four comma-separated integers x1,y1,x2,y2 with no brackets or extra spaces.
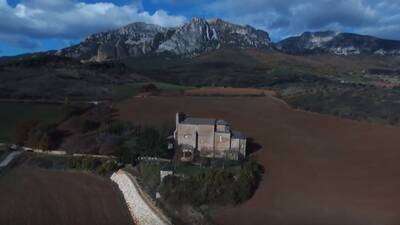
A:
174,112,246,161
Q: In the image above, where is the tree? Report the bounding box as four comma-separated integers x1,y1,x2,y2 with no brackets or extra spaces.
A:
14,120,39,145
118,125,171,164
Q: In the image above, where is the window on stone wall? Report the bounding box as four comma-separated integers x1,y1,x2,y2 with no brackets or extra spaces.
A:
219,136,222,142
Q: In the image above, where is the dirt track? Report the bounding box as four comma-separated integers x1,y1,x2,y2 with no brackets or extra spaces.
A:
0,167,132,225
117,96,400,225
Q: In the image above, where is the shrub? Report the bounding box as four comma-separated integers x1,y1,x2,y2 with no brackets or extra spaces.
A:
81,119,100,133
160,159,263,206
118,125,172,164
139,83,160,94
67,157,118,175
14,120,39,145
96,160,119,175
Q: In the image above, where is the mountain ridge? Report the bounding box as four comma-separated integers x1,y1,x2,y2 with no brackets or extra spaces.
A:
56,17,272,62
277,30,400,55
4,18,400,61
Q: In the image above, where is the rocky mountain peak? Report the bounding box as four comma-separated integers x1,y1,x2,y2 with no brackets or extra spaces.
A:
57,18,272,61
277,30,400,56
157,17,271,55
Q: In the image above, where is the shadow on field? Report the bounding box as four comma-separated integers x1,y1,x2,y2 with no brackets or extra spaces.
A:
247,138,263,155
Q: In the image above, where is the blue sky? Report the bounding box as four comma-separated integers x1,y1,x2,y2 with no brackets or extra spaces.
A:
1,0,400,56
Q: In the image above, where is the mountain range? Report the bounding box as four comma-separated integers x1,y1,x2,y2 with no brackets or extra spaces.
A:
56,18,272,61
276,31,400,55
53,18,400,62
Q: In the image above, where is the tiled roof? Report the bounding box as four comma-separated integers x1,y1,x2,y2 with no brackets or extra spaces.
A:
181,117,216,125
216,120,229,125
232,130,246,139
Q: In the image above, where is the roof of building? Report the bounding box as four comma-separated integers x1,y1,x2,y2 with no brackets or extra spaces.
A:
181,117,216,125
160,164,174,171
232,130,246,139
216,120,229,125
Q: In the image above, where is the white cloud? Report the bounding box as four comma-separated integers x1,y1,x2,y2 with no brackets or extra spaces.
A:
204,0,400,41
0,0,186,49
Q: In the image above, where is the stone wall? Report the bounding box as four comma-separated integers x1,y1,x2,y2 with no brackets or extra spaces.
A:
231,138,240,151
214,132,231,157
175,114,247,160
197,124,215,152
239,139,247,157
111,170,172,225
176,124,197,149
177,123,216,152
231,138,247,159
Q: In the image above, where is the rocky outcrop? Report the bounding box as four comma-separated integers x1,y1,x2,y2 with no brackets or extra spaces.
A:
57,18,272,61
57,22,173,61
277,31,400,56
157,18,271,55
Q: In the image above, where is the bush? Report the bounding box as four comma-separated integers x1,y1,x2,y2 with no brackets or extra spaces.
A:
139,83,160,94
15,121,64,150
96,160,119,175
139,163,161,194
118,125,172,164
160,160,263,206
68,157,118,175
67,157,96,170
14,120,39,145
80,119,100,133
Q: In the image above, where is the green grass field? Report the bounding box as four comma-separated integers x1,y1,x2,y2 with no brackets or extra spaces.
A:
112,82,191,101
0,103,64,142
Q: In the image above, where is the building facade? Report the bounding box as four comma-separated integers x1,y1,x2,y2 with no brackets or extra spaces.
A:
174,113,246,161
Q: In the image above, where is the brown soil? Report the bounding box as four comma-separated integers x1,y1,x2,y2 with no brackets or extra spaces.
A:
185,87,276,96
0,166,132,225
117,96,400,225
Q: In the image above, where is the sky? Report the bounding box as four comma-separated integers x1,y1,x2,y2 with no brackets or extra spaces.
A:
1,0,400,56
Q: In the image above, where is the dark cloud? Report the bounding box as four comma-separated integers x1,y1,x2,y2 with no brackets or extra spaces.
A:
269,17,290,29
0,33,40,49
